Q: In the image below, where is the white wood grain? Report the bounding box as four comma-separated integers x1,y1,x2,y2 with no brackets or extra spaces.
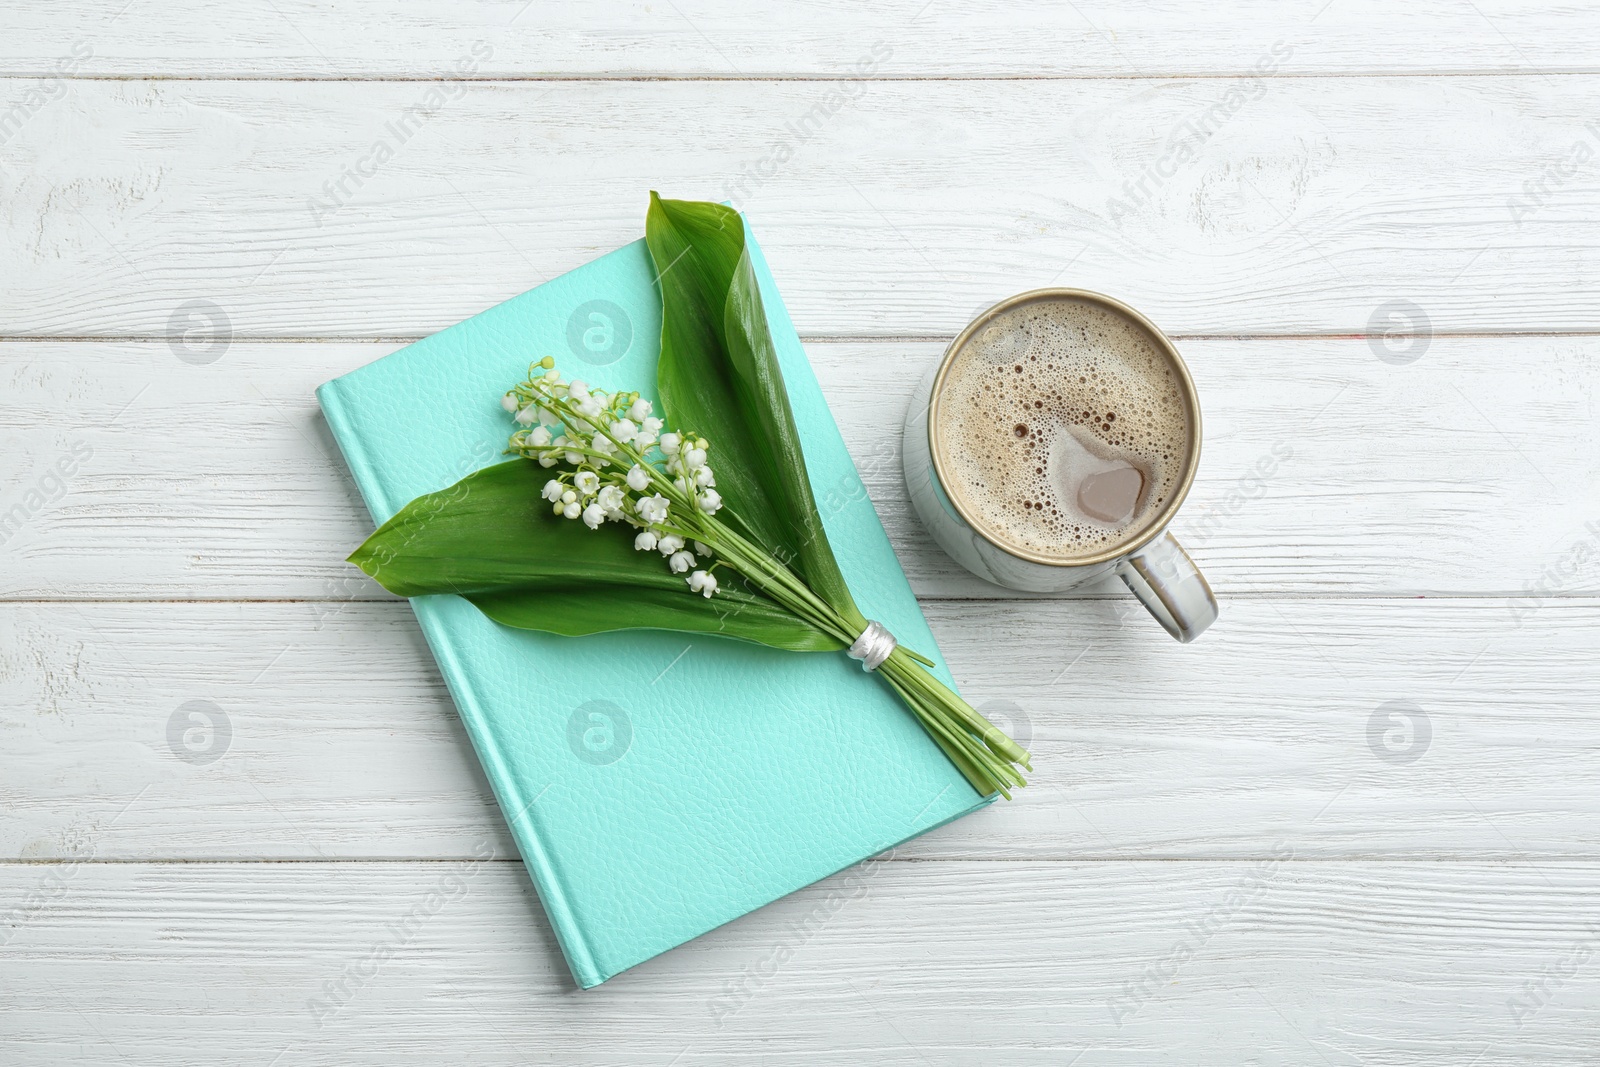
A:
6,5,1600,1056
4,1,1595,78
3,859,1597,1064
3,77,1600,337
4,597,1594,862
2,335,1594,601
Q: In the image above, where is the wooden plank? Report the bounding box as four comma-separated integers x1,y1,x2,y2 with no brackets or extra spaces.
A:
4,597,1596,862
3,77,1600,337
2,336,1593,601
2,859,1596,1063
4,1,1596,78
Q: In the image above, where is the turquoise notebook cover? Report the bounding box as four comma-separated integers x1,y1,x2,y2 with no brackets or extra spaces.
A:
316,218,989,988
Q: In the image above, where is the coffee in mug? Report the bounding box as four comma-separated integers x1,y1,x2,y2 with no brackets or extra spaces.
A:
903,289,1217,641
933,296,1191,561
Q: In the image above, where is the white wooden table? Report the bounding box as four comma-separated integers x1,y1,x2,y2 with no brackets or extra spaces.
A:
4,3,1599,1062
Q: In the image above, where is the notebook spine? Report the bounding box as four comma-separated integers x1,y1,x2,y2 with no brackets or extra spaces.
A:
411,603,603,988
314,380,391,520
316,379,603,988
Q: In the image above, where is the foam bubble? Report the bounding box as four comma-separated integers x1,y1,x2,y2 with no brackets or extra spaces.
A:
934,298,1190,559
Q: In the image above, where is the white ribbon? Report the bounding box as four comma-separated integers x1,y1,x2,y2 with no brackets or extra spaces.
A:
847,619,897,672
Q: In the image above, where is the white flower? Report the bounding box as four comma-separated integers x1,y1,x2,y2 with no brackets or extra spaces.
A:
635,494,670,524
506,370,742,604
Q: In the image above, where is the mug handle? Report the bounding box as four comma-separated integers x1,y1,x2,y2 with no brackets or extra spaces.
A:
1115,531,1218,643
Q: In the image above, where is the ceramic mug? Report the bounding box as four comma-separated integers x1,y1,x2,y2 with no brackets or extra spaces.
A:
902,289,1218,642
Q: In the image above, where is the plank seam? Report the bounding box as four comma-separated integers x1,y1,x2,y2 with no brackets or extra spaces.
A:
2,594,1595,605
7,330,1600,345
3,71,1599,83
2,856,1593,865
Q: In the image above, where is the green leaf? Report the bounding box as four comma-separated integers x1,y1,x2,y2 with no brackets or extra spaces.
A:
645,193,861,625
350,460,842,653
466,584,830,648
722,246,860,622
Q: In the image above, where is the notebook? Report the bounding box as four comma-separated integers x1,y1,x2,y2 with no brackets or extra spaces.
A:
316,216,989,988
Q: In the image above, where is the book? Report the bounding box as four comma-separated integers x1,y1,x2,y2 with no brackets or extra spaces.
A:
316,217,989,988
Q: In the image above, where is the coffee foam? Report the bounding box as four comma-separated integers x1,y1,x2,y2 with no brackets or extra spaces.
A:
934,298,1190,560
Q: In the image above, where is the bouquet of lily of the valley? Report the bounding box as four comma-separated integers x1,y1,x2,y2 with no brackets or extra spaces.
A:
349,194,1030,797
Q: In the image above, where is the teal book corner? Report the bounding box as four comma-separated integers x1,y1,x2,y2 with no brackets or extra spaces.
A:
316,218,989,988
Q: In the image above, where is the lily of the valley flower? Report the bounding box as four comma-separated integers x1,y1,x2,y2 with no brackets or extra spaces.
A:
504,358,735,596
636,494,670,524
